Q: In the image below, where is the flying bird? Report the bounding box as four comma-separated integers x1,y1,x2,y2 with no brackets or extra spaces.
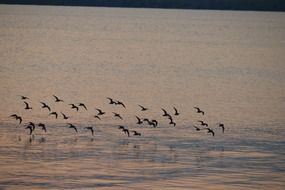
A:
10,114,22,124
94,115,101,120
205,128,215,136
95,108,105,115
198,120,208,127
67,123,78,133
194,107,205,115
122,128,130,137
116,101,126,108
53,95,64,102
40,102,51,111
107,97,116,104
173,107,179,116
131,130,141,136
38,123,47,132
78,103,87,110
20,95,29,100
49,112,58,119
135,116,143,125
218,123,225,133
69,104,79,111
161,108,170,117
138,105,148,111
61,112,69,120
24,101,32,110
113,112,123,120
85,127,94,136
25,125,33,135
193,125,201,131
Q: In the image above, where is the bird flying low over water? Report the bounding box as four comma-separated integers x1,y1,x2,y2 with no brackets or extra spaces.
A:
61,112,69,120
218,123,225,133
28,122,36,130
69,104,79,111
135,116,143,125
40,102,51,111
10,114,22,124
67,123,78,133
161,108,170,117
85,127,94,136
25,125,33,135
131,130,141,136
78,103,87,110
118,125,129,137
138,105,148,111
49,112,58,119
24,101,32,110
113,112,123,120
205,128,215,136
194,107,205,115
38,123,47,133
173,107,179,116
53,95,64,102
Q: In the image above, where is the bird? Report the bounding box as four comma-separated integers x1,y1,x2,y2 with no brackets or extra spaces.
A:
20,95,29,100
151,119,158,127
194,107,205,115
122,128,130,137
25,125,33,135
138,105,148,111
218,123,225,133
10,114,22,124
40,102,51,111
24,101,32,110
69,104,79,111
198,120,208,127
28,122,36,131
107,97,116,104
205,128,215,136
78,103,87,110
131,130,141,136
38,123,47,132
118,125,125,130
161,108,170,117
61,112,69,120
67,123,78,133
85,127,94,136
169,119,176,127
193,125,201,131
135,116,143,125
113,112,123,120
143,118,156,128
173,107,179,116
95,108,105,115
94,115,101,120
49,112,58,119
116,101,126,108
53,95,64,102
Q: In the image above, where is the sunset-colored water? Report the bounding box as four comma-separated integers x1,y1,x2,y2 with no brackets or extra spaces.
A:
0,5,285,189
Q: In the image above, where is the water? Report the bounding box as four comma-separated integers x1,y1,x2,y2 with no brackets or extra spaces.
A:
0,5,285,189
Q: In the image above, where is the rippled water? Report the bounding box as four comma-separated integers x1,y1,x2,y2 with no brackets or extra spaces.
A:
0,5,285,190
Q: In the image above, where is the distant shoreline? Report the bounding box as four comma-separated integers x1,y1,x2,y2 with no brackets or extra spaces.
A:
1,0,285,12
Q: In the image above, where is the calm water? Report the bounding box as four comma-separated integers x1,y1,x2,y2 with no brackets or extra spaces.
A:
0,5,285,190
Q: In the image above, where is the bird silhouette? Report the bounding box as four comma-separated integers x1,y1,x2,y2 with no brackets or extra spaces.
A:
61,112,69,120
107,97,116,104
28,122,36,131
20,95,29,100
193,125,201,131
198,120,208,127
138,105,148,111
205,128,215,136
118,125,125,130
161,108,170,117
69,104,79,111
218,123,225,133
40,102,51,111
95,108,105,115
194,107,205,115
94,115,101,120
131,130,141,136
113,112,123,120
151,119,158,127
38,123,47,132
10,114,22,124
85,127,94,136
67,123,78,133
25,125,33,135
24,101,32,110
49,112,58,119
173,107,179,116
122,128,130,137
116,101,126,108
53,95,64,102
135,116,143,125
78,103,87,110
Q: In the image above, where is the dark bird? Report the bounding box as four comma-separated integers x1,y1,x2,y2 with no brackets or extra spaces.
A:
53,95,64,102
194,107,205,115
169,120,176,127
135,116,143,125
193,125,201,131
131,130,141,136
67,123,78,133
118,125,125,130
85,127,94,136
24,101,32,110
206,128,215,136
10,114,22,124
161,108,170,117
20,95,29,100
116,101,126,108
218,123,225,133
49,112,58,119
38,123,47,132
40,102,51,111
95,108,105,115
28,122,36,130
138,105,148,111
198,120,208,127
113,112,123,120
143,118,156,128
69,104,79,111
151,119,158,127
94,115,101,120
173,107,180,116
122,128,130,137
107,97,116,104
78,103,87,110
25,125,33,135
61,112,69,120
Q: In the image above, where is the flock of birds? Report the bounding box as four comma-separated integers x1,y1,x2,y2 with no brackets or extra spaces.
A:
9,95,225,138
